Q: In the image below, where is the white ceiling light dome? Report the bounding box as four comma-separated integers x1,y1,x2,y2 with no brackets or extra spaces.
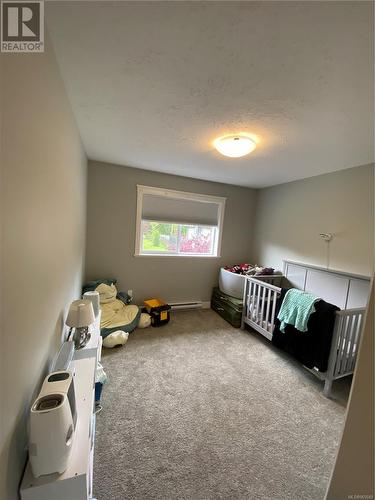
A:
214,134,256,158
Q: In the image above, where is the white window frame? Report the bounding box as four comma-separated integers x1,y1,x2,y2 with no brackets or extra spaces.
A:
135,185,226,258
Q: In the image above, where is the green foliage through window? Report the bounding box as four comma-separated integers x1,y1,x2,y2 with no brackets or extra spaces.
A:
141,220,216,255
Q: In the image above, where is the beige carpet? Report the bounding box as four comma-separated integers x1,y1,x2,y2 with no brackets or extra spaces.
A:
93,310,349,500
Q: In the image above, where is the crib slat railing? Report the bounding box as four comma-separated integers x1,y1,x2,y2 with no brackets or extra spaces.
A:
334,314,347,376
345,314,360,373
340,316,356,373
347,312,362,372
243,277,281,334
350,314,362,371
333,308,365,377
340,315,352,375
270,289,278,333
265,288,271,333
255,283,261,324
246,279,252,319
260,285,266,327
241,279,249,329
323,312,343,395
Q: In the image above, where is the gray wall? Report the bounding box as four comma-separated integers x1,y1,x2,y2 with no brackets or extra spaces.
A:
0,35,87,499
86,161,257,303
253,165,374,277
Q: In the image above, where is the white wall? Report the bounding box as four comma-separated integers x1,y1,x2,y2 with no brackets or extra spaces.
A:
0,34,87,500
85,161,257,304
253,165,374,277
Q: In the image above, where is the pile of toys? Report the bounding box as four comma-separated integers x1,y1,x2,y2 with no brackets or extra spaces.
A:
224,263,275,276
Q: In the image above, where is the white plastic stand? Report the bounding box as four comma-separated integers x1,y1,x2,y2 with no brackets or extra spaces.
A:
20,314,102,500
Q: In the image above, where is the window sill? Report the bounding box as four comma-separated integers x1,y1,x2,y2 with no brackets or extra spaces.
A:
134,253,221,259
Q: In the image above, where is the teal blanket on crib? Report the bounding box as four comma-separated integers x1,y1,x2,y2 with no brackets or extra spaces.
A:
277,288,320,332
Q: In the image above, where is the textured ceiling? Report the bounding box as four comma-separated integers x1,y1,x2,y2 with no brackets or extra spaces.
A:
46,1,374,187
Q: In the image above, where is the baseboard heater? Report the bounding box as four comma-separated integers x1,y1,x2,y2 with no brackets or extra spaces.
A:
169,301,208,311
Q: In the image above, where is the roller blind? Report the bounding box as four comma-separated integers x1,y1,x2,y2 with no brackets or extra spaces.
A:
140,188,225,226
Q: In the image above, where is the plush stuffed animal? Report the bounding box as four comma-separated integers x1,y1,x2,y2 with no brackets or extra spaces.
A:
138,312,151,328
96,282,140,337
102,330,129,348
82,279,141,342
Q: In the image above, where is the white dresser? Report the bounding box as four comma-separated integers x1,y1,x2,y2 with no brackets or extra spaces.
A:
20,316,102,500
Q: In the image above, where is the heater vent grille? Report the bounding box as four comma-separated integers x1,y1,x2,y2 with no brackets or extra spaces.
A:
169,301,210,310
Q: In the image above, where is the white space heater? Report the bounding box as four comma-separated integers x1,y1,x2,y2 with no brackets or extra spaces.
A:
169,301,206,310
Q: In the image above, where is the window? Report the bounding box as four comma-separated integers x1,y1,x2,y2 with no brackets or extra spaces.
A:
135,185,226,257
141,221,217,255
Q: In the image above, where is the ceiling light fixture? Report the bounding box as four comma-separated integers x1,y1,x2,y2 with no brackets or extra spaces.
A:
214,134,256,158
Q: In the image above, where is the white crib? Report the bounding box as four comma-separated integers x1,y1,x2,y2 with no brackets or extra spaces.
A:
241,261,370,397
